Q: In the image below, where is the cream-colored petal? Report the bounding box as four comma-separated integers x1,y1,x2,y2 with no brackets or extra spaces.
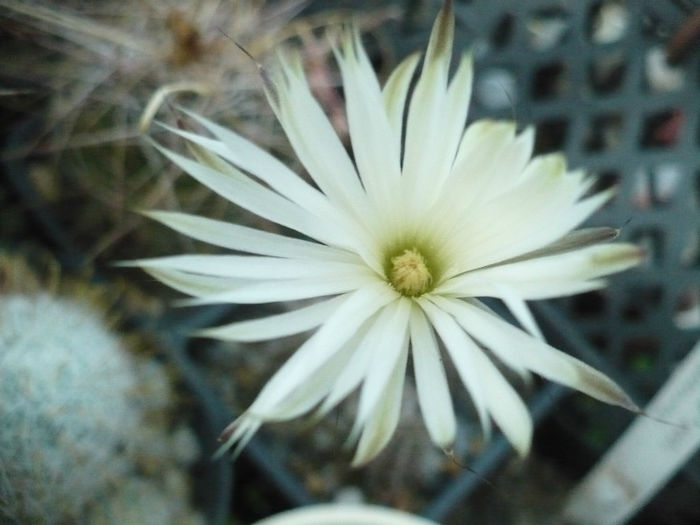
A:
142,210,357,261
214,415,262,459
432,296,638,411
409,303,456,448
256,334,358,421
354,298,411,431
430,52,473,192
382,52,420,152
246,283,398,416
316,314,383,417
128,254,366,280
465,332,533,456
197,295,346,342
265,51,372,227
497,284,544,340
178,272,379,306
336,29,401,216
439,243,643,300
419,297,491,441
449,170,615,273
141,267,251,298
149,140,339,244
402,0,454,210
352,335,409,466
157,119,326,213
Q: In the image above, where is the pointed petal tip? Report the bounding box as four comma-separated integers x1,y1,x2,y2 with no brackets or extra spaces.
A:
427,0,455,65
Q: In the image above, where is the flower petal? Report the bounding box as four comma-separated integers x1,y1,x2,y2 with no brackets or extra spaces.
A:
352,335,409,466
450,168,615,272
169,110,335,216
141,267,250,298
149,139,339,244
178,273,379,305
402,0,454,209
419,297,491,441
247,283,398,417
382,52,420,152
409,303,456,448
463,331,533,457
264,51,372,226
432,296,638,411
127,254,366,280
439,243,643,300
336,28,401,214
143,211,355,261
316,314,383,417
353,298,412,431
197,295,346,342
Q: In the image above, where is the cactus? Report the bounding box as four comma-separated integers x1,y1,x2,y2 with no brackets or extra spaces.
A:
0,293,141,524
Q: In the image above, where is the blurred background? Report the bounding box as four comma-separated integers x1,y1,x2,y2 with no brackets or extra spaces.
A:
1,1,699,524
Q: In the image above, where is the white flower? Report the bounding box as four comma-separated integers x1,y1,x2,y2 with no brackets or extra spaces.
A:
133,1,642,466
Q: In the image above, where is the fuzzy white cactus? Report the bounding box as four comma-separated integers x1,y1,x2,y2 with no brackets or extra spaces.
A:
0,293,141,524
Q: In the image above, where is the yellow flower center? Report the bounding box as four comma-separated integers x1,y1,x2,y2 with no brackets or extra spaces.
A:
389,248,433,297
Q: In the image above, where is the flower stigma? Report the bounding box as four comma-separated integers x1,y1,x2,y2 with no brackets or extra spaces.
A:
389,248,433,297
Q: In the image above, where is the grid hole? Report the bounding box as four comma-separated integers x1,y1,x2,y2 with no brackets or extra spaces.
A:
474,68,517,110
526,7,569,50
587,170,620,208
644,47,685,93
680,227,699,268
620,285,663,322
588,0,629,44
585,113,624,151
640,108,683,148
571,291,607,318
589,52,626,93
490,13,515,48
534,117,568,153
673,284,700,330
532,62,569,99
621,334,660,372
629,227,666,267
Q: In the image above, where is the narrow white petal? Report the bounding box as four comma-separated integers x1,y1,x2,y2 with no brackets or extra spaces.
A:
149,140,339,244
179,273,379,305
439,243,643,300
352,336,409,466
142,267,250,298
382,52,420,152
336,29,401,211
497,284,544,340
317,314,383,416
214,415,262,459
402,0,454,209
143,210,357,260
246,283,398,416
432,296,637,410
167,111,334,215
449,122,534,203
426,121,519,237
495,227,620,265
418,297,491,440
467,338,533,456
354,298,412,429
258,335,358,421
409,303,456,448
197,295,346,342
129,254,366,280
431,52,473,191
451,177,615,273
424,298,533,455
265,51,372,226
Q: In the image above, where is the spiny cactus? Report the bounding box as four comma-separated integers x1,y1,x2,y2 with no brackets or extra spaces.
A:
0,293,141,524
